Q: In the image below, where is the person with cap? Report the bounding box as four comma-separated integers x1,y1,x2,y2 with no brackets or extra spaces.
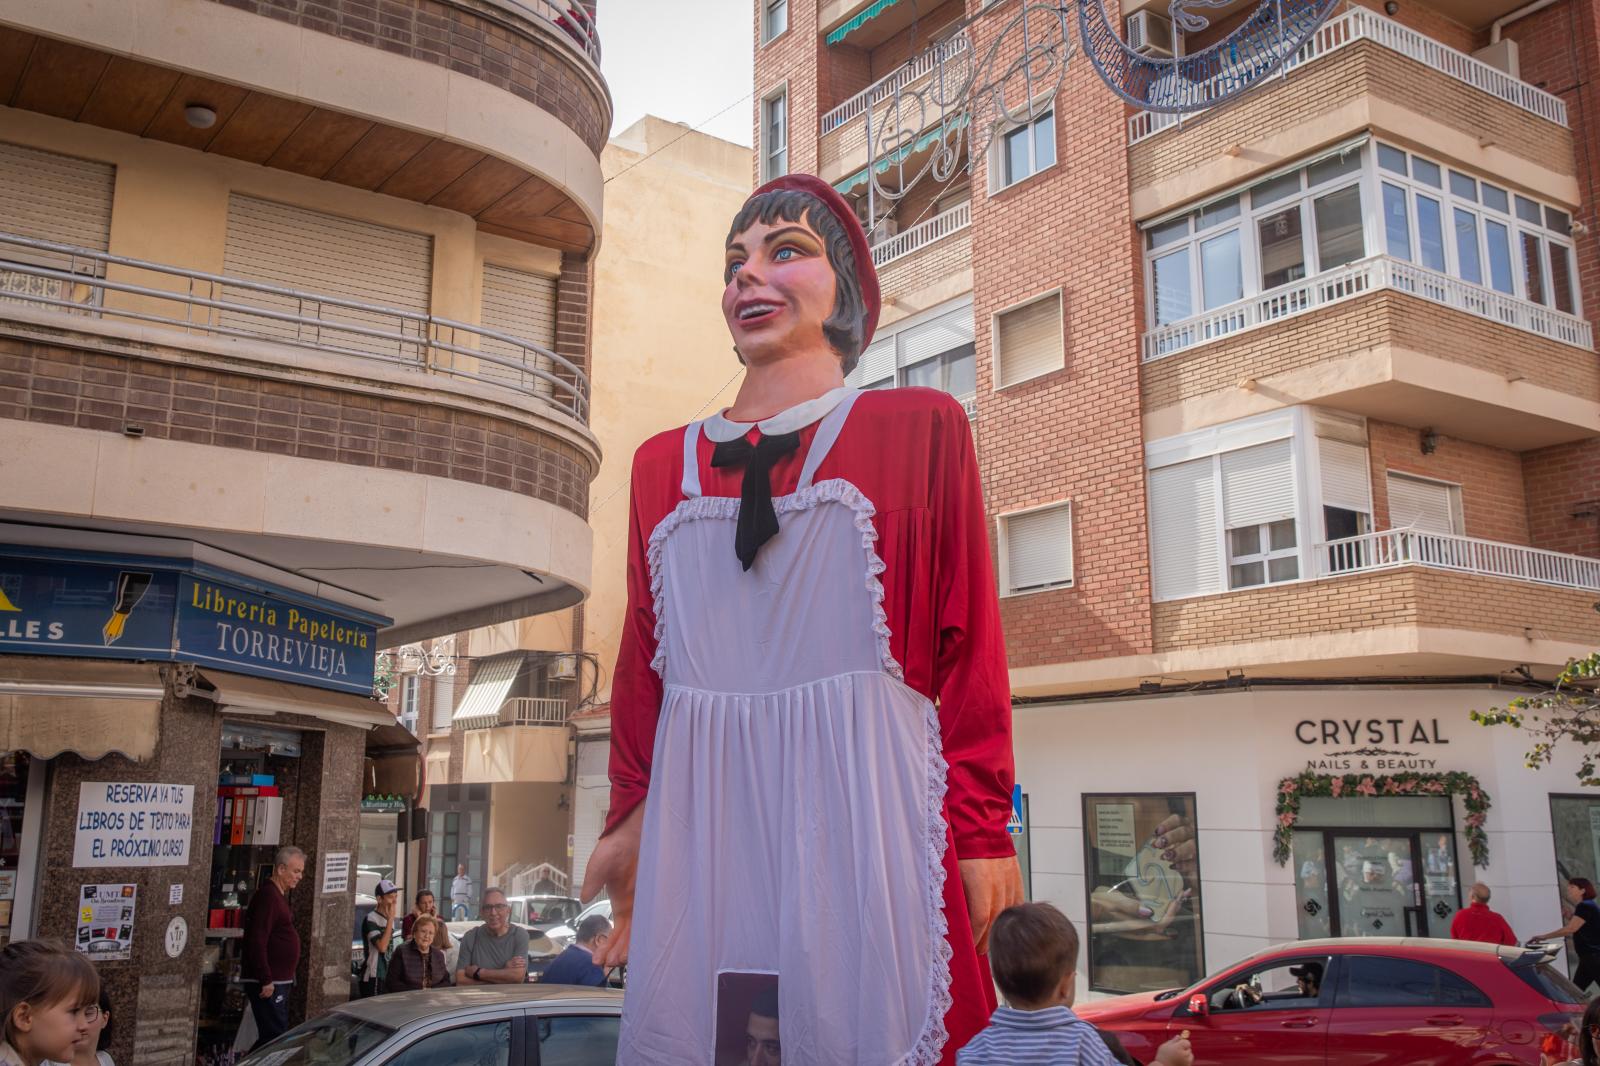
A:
1452,882,1517,946
580,174,1020,1064
359,879,400,998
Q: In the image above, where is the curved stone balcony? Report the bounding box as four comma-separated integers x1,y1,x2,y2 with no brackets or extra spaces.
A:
0,233,598,647
0,0,610,250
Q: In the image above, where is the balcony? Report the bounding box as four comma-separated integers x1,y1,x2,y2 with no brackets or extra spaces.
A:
1130,9,1566,145
0,233,588,421
872,201,971,267
457,697,570,784
0,0,608,248
818,32,970,184
1144,255,1591,362
1127,9,1575,222
1319,528,1600,591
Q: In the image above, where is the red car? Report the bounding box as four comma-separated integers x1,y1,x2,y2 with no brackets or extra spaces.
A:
1074,937,1586,1064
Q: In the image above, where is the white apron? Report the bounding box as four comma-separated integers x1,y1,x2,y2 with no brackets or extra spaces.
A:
620,392,953,1065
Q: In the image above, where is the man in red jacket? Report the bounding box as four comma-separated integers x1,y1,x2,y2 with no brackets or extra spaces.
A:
1451,882,1518,945
242,845,305,1048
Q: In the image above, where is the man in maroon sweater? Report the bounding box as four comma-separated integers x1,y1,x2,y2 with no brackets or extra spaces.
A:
242,845,306,1049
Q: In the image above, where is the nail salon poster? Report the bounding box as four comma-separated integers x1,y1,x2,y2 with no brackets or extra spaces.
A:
77,883,137,961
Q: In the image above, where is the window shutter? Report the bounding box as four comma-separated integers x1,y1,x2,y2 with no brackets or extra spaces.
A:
431,672,455,732
1149,457,1221,600
996,293,1063,387
220,195,432,356
480,263,559,395
1004,504,1073,594
0,142,114,268
1319,439,1372,515
899,306,974,367
1220,439,1295,527
848,336,895,386
1387,473,1455,534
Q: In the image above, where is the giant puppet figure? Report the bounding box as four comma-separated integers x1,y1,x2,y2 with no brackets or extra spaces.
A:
581,173,1021,1065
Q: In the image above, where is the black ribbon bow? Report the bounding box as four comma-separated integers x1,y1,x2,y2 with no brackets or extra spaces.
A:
711,431,801,571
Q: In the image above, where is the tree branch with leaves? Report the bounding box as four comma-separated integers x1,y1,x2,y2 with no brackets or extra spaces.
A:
1471,653,1600,786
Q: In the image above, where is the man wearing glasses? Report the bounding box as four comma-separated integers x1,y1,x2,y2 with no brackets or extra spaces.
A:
454,888,530,985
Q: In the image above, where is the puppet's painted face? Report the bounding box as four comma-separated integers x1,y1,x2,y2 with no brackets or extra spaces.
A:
723,213,838,366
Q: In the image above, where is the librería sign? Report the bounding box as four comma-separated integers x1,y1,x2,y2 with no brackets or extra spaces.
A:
73,782,195,868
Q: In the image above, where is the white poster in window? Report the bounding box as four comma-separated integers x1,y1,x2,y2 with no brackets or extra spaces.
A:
76,883,136,961
1094,802,1138,872
322,851,351,894
1587,807,1600,880
73,782,194,868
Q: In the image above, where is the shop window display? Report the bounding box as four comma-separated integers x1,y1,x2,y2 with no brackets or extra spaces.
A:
0,751,29,946
1083,793,1204,993
1549,796,1600,978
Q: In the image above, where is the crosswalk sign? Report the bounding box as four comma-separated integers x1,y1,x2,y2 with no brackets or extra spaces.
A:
1007,783,1024,836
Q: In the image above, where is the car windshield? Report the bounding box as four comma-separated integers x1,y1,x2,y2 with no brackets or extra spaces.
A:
1510,955,1587,1004
237,1012,393,1066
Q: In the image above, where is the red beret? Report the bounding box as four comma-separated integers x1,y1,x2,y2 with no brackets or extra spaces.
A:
749,173,882,352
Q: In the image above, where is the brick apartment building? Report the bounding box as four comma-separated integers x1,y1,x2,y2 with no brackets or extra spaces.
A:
757,0,1600,995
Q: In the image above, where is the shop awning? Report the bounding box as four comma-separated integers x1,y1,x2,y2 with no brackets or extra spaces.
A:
424,746,449,790
192,668,397,729
452,653,522,725
826,0,904,44
0,660,163,760
365,720,422,799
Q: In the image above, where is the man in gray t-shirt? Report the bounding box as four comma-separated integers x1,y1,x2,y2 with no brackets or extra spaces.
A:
455,888,529,984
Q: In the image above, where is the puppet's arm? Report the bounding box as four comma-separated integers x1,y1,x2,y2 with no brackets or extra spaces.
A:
930,396,1022,949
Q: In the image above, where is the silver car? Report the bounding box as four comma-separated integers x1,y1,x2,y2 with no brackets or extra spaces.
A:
237,985,621,1066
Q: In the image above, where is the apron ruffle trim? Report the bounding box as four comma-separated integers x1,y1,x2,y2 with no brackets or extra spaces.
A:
644,477,952,1065
646,478,906,685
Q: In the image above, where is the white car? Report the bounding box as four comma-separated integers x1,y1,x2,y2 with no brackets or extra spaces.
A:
239,985,620,1065
543,897,611,951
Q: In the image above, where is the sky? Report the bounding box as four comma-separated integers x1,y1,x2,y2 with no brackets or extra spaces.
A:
597,0,755,148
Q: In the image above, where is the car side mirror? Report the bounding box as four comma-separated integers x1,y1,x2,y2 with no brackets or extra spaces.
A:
1187,993,1209,1017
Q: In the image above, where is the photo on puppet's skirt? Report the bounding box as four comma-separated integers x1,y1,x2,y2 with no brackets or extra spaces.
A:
715,971,780,1066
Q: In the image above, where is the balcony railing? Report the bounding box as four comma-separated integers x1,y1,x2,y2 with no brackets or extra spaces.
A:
1318,528,1600,592
0,233,589,421
491,0,602,66
457,696,570,730
1129,8,1567,144
1141,254,1593,361
871,201,971,266
821,31,970,134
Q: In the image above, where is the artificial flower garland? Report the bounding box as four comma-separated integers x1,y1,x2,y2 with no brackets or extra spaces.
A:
1273,770,1491,867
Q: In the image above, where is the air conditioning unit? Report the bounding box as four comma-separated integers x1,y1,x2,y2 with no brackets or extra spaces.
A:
1126,10,1176,58
874,217,900,240
549,655,577,680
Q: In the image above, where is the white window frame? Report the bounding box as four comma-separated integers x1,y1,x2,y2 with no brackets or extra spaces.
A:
996,500,1075,597
1146,407,1379,602
762,84,789,182
1226,518,1300,590
847,296,976,412
1375,142,1579,315
1143,142,1367,331
992,288,1064,390
989,104,1057,193
763,0,789,43
399,674,420,733
1142,138,1583,331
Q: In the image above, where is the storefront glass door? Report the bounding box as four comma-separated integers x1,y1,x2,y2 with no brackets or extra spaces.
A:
1331,834,1418,936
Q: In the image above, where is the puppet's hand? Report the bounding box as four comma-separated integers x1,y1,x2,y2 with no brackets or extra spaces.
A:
959,855,1023,954
580,804,641,968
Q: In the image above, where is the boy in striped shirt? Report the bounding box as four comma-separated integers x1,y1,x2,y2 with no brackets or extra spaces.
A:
957,903,1194,1066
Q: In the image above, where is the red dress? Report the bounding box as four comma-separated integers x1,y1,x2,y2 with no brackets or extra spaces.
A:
606,386,1015,1062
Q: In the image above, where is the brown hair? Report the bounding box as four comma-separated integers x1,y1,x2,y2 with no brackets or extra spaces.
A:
988,903,1079,1006
0,939,99,1045
725,189,869,375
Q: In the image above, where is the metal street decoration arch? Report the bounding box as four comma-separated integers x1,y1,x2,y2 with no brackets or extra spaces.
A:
855,0,1338,216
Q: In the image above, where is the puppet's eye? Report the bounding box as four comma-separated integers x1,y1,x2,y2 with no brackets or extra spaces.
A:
773,246,798,261
726,260,744,279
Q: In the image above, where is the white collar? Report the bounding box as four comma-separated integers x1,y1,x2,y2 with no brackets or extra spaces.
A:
702,387,854,443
